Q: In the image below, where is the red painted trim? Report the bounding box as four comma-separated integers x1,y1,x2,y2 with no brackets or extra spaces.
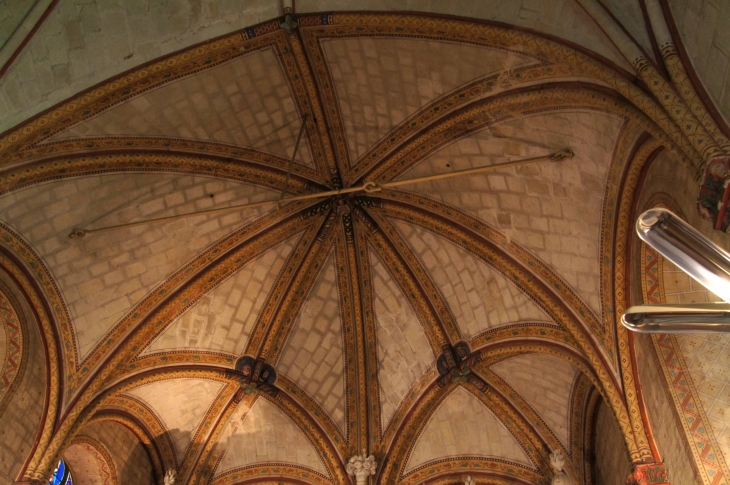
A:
359,208,454,348
229,478,319,485
419,471,535,485
0,262,53,483
0,246,65,480
638,0,670,78
589,388,606,481
58,205,318,422
594,0,664,76
67,364,346,484
716,183,730,230
0,9,641,143
378,375,438,481
659,0,730,139
583,385,602,484
262,391,348,482
379,336,596,481
253,213,333,357
380,196,626,398
484,358,564,451
474,337,597,376
92,410,166,482
0,16,281,140
302,10,639,82
353,80,628,187
0,0,61,80
182,393,236,485
0,148,330,193
611,131,651,398
621,141,666,463
0,236,66,400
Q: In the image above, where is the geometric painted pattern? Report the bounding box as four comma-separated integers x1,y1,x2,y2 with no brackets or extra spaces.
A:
0,289,21,406
46,48,314,167
0,172,278,360
370,248,434,432
678,333,730,466
399,110,625,317
64,438,116,485
643,245,730,485
1,6,722,485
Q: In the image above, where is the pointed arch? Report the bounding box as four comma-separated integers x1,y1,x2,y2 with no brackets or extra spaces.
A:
382,380,550,485
0,246,61,481
85,412,167,482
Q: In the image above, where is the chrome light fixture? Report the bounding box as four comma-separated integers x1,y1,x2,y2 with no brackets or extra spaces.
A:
622,208,730,333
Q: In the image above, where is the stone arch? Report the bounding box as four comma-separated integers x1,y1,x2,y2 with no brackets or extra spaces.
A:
64,435,117,485
0,261,53,483
630,198,730,483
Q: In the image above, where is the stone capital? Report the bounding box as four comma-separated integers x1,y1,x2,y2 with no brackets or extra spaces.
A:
626,463,669,485
345,449,377,485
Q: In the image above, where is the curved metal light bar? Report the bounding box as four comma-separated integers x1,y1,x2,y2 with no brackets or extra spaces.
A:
637,208,730,302
622,208,730,333
622,303,730,333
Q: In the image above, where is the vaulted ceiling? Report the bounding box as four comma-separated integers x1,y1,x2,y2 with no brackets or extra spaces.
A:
0,1,725,485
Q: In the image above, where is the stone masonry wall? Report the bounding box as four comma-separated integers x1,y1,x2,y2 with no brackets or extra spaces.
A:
0,0,282,133
0,0,36,49
633,148,724,483
0,0,631,134
0,269,47,484
668,0,730,125
593,399,632,485
76,420,153,485
634,333,701,485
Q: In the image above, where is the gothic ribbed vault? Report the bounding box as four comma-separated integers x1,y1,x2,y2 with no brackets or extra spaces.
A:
1,2,730,485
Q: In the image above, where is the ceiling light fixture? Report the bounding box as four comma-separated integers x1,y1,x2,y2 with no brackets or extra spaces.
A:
622,208,730,333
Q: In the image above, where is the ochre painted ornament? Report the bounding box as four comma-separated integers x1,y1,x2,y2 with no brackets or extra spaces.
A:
626,463,669,485
698,156,730,231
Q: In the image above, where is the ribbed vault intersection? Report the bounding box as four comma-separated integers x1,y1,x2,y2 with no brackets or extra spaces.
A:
0,6,710,485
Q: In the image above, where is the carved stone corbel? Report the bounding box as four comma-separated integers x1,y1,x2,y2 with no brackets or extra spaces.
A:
550,451,570,485
345,449,377,485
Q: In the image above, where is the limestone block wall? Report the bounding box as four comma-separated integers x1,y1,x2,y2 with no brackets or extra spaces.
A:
76,420,154,485
0,269,47,484
600,0,654,60
0,0,36,48
0,0,282,133
403,111,624,317
0,0,631,135
297,0,633,72
634,333,701,485
668,0,730,125
593,400,632,485
632,148,730,483
277,251,347,433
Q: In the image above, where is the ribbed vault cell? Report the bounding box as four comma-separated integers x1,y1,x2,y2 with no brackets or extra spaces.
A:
0,10,646,485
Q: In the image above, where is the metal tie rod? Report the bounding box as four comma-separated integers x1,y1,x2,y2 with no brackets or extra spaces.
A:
69,148,573,238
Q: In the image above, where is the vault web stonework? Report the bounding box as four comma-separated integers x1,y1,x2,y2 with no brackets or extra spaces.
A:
0,5,725,485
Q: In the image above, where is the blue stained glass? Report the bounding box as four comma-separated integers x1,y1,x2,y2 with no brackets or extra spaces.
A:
49,459,72,485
